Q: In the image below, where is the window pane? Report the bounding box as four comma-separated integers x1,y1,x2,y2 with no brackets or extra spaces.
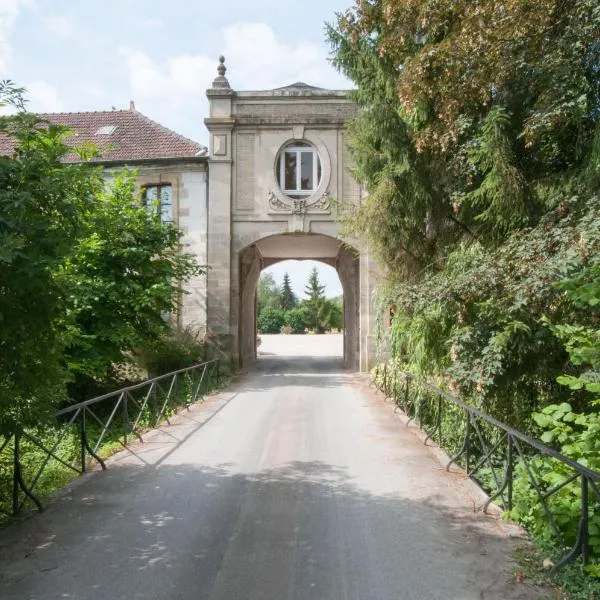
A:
161,202,173,222
300,151,313,190
144,186,158,205
317,156,322,185
160,185,172,222
284,152,296,190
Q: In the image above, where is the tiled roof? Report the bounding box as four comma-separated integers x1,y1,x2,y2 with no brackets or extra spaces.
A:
0,108,207,163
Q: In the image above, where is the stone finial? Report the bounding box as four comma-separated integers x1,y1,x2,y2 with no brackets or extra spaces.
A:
217,55,226,76
212,55,231,89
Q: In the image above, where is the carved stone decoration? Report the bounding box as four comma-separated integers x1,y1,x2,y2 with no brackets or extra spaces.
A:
292,198,307,214
267,189,331,214
268,190,289,211
312,190,331,211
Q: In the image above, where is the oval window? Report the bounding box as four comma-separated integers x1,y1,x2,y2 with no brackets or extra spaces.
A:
275,142,322,199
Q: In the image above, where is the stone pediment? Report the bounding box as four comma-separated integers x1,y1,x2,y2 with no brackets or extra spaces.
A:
274,82,325,92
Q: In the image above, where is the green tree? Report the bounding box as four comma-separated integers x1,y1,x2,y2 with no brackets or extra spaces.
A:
327,0,600,275
0,85,102,433
303,267,329,333
280,272,297,310
0,83,204,432
257,272,281,314
59,169,202,393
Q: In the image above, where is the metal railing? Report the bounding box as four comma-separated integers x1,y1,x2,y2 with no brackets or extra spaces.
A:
0,359,219,518
376,362,600,571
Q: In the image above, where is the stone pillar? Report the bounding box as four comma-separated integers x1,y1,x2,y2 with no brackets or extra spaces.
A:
205,57,235,357
360,249,378,372
337,245,360,370
239,245,262,367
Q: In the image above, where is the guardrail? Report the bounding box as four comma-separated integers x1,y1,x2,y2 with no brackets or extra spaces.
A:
0,359,219,518
376,362,600,571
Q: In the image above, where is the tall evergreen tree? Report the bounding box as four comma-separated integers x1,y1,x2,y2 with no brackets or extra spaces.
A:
280,272,297,310
303,267,330,333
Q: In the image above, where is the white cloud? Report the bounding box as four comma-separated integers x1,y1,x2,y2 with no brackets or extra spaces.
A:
0,0,30,73
44,15,74,39
222,22,342,90
118,22,350,143
26,80,63,112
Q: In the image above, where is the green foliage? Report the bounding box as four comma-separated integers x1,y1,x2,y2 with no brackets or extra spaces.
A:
0,93,102,434
58,170,202,386
257,273,282,314
510,402,600,564
327,0,600,275
284,305,311,334
280,272,297,310
134,326,206,378
257,307,286,334
304,267,329,333
0,85,203,434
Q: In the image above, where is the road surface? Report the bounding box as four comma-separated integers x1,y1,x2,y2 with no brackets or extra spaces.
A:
0,336,545,599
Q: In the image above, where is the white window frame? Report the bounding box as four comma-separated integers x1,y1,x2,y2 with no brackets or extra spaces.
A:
277,143,321,197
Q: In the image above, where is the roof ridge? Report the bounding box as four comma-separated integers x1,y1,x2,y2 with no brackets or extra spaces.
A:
37,109,131,117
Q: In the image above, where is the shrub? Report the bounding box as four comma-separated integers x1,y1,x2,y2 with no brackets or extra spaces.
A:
135,326,206,377
284,306,311,333
257,307,286,333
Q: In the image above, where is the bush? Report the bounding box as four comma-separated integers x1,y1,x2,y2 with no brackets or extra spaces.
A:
135,326,206,377
257,307,286,334
284,306,311,333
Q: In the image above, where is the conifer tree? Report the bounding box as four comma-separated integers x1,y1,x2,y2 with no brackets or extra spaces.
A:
280,272,297,310
304,267,330,333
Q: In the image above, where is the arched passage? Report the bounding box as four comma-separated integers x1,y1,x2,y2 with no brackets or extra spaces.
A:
237,233,359,370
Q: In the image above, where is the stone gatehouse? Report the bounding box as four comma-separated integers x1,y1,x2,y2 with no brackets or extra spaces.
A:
198,57,377,371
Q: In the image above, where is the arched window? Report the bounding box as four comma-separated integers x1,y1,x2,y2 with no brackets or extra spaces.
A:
276,142,322,199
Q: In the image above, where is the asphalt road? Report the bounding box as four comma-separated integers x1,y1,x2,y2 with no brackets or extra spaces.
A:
0,337,546,599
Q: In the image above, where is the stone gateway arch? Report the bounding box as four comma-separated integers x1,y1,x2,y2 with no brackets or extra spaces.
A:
201,58,377,371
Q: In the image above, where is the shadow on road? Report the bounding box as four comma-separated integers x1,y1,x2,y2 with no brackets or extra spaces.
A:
0,460,541,600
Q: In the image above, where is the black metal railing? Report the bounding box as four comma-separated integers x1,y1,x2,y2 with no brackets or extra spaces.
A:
375,362,600,571
0,359,219,518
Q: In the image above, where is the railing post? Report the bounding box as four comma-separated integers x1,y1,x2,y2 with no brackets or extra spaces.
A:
151,381,158,426
507,436,513,512
465,414,471,474
123,394,129,446
438,396,443,447
80,409,87,473
581,477,589,566
12,433,19,516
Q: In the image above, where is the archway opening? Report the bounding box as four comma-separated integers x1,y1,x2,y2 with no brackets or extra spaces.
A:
257,259,343,360
237,233,359,370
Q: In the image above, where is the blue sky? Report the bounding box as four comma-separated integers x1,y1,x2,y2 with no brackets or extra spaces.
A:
0,0,352,297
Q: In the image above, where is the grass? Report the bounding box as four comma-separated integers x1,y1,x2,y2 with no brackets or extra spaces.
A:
0,368,222,523
515,540,600,600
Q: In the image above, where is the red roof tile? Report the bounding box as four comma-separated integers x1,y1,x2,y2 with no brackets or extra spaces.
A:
0,109,207,163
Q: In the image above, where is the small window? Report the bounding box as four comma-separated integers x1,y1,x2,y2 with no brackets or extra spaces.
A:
96,125,117,135
276,142,321,199
142,184,173,223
